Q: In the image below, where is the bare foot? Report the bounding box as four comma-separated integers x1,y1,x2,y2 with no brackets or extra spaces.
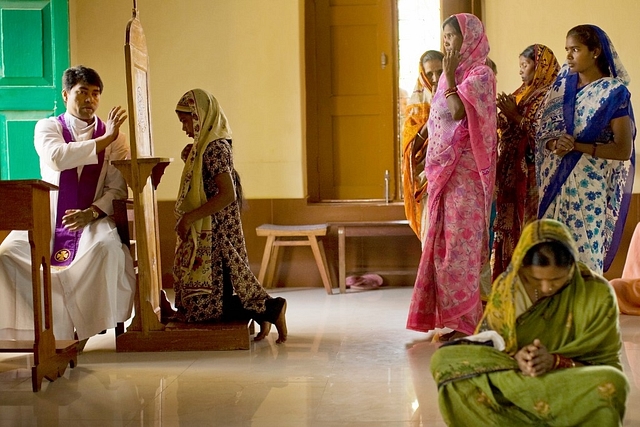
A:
274,300,288,344
254,321,271,341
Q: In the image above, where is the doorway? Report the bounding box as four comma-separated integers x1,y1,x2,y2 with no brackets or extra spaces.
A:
305,0,441,202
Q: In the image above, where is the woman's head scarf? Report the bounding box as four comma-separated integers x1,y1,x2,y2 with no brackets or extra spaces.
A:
174,89,232,268
514,44,559,105
401,51,443,238
588,25,630,85
407,50,438,108
175,89,231,149
451,13,490,81
477,219,580,354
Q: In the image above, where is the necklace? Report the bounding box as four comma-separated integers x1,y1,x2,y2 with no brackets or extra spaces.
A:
534,288,539,301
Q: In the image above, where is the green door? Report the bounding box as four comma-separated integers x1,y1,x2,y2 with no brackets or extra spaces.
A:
0,0,69,180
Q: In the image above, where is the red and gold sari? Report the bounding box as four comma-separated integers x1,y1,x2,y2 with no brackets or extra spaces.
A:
492,45,559,281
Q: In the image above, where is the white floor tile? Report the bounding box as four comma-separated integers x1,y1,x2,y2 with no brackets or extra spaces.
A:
0,287,638,426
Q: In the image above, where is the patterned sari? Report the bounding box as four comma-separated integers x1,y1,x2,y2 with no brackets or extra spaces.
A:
402,57,433,243
492,45,559,281
173,89,270,321
406,14,496,335
431,219,628,426
536,26,635,274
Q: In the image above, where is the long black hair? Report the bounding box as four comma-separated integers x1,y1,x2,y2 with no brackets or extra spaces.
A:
522,241,574,268
520,45,535,62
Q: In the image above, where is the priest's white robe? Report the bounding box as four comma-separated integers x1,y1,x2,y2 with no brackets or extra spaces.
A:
0,113,136,340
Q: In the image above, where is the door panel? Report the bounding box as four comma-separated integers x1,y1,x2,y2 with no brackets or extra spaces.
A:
333,114,384,192
316,0,396,200
1,115,45,179
0,0,69,180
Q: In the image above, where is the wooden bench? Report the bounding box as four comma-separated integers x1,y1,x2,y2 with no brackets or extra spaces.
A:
330,220,417,294
256,224,334,294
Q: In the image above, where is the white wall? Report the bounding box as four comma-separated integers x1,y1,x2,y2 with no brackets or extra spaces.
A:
484,0,640,189
68,0,640,200
69,0,305,200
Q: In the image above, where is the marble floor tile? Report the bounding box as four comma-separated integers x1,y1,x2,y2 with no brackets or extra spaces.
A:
0,287,638,426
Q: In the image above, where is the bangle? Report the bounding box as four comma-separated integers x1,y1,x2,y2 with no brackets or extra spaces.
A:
552,353,560,369
552,353,575,369
444,86,458,98
415,133,425,141
592,143,597,157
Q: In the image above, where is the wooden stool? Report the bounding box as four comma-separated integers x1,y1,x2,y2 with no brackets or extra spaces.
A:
256,224,333,294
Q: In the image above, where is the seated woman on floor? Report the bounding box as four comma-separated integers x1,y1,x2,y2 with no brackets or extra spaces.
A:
430,219,628,426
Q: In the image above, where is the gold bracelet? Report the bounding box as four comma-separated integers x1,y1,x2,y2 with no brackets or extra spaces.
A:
444,86,458,98
415,133,425,141
552,353,560,369
552,353,575,369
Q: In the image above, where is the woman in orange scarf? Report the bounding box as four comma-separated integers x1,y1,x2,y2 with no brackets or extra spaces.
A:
401,50,443,244
492,45,559,281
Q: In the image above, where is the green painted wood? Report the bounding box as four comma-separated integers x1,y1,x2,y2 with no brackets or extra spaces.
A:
0,0,69,180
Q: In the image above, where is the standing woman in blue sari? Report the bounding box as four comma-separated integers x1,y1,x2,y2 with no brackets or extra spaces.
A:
536,25,635,274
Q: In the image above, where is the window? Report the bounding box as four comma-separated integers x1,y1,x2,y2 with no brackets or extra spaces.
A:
397,0,441,201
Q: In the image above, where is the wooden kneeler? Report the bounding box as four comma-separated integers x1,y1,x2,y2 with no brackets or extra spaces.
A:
0,181,77,391
113,2,252,352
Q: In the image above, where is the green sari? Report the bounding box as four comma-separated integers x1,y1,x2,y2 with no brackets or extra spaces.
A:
430,219,628,426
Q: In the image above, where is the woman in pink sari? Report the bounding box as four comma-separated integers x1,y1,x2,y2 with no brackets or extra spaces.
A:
407,13,497,339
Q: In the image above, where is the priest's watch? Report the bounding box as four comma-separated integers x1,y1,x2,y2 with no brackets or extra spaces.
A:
89,206,100,220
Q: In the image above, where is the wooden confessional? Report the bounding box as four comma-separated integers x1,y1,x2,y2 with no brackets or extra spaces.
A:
113,2,253,351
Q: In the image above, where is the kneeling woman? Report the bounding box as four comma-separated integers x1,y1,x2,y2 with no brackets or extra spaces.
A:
431,219,628,426
170,88,287,343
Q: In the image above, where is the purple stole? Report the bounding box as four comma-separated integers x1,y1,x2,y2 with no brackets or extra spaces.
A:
51,114,105,267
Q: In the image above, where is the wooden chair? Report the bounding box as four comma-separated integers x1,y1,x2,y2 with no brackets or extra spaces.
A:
256,224,333,294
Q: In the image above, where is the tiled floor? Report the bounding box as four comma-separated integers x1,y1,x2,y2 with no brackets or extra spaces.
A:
0,287,639,426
